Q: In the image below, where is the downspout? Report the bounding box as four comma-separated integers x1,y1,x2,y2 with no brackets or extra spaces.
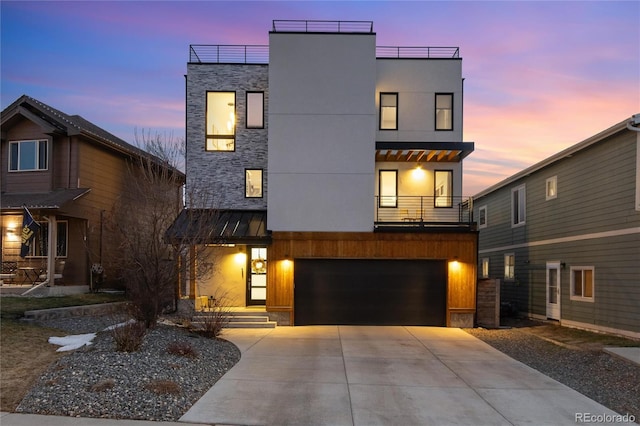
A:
46,215,56,286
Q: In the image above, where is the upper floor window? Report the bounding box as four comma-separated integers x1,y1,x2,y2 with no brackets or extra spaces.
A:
546,176,557,200
434,170,453,207
435,93,453,131
379,170,398,207
246,92,264,129
245,169,263,198
478,205,488,229
206,91,235,151
9,140,48,171
379,93,398,130
511,184,526,227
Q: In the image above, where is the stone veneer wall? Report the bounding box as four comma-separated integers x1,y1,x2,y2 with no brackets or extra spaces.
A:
186,63,269,210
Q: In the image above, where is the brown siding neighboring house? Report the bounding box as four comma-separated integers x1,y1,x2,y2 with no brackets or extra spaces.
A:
1,95,184,288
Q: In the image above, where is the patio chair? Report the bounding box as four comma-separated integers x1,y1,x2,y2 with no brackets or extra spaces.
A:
38,260,65,284
0,261,18,284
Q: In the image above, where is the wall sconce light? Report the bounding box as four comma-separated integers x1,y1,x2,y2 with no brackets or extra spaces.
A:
449,256,460,271
561,262,566,269
282,254,291,268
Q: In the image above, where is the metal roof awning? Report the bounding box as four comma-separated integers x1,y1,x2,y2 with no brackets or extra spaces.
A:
165,209,270,245
0,188,91,210
375,142,474,163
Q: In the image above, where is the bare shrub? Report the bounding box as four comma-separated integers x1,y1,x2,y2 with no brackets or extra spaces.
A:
195,295,230,339
90,379,115,392
111,321,146,352
166,341,198,358
144,379,181,395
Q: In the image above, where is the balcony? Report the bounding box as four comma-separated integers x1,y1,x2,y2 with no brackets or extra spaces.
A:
374,196,474,230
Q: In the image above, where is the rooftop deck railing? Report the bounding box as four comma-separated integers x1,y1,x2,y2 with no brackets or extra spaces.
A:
189,44,461,64
375,196,474,228
272,20,374,33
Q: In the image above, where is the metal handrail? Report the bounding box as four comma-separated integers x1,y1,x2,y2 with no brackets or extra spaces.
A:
375,196,473,225
189,45,269,64
376,46,460,59
272,20,374,33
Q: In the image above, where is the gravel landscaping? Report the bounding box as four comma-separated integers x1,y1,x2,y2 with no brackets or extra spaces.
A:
16,315,240,422
466,321,640,423
14,315,640,423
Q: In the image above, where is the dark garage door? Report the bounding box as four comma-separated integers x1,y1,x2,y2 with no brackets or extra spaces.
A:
294,259,446,326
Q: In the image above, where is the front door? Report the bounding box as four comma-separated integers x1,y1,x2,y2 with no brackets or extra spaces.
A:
546,262,561,320
246,247,267,305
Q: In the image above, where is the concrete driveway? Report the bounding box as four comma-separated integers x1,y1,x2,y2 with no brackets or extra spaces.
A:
181,326,621,426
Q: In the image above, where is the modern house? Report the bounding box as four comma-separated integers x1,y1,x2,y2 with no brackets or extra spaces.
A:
1,95,184,290
473,115,640,338
170,20,477,326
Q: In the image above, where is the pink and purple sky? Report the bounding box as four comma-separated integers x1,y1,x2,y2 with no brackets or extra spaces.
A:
1,1,638,195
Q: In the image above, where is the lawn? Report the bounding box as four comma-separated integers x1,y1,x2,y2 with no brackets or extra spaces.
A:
0,293,126,411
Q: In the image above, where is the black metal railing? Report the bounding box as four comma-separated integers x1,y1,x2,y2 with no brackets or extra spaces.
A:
375,196,473,227
376,46,460,59
189,45,269,64
272,20,374,33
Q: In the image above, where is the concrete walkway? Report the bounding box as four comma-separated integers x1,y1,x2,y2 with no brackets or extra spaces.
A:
181,326,623,426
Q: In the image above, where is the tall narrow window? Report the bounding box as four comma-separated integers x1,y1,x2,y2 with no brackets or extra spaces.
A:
435,93,453,130
571,267,594,301
9,140,48,171
511,184,526,227
379,170,398,207
206,91,235,151
245,169,263,198
29,221,68,257
246,91,264,129
546,176,557,200
481,258,490,278
504,254,515,280
434,170,453,207
379,93,398,130
478,205,488,229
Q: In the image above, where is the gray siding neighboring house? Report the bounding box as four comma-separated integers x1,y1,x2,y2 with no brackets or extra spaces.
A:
473,116,640,338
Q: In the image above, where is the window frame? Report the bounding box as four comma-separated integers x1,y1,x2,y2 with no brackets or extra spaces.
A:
478,205,488,229
481,258,490,278
570,266,595,302
546,176,557,200
511,184,526,227
8,140,48,172
205,91,236,152
434,170,453,208
27,220,68,258
246,91,264,129
435,93,453,131
504,253,515,281
245,168,264,198
378,169,398,208
379,92,398,130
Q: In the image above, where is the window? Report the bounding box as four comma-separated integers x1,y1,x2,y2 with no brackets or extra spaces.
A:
246,92,264,129
546,176,557,200
29,221,68,257
511,184,526,227
206,91,235,151
435,93,453,130
9,140,48,171
571,267,594,302
434,170,453,207
379,170,398,207
478,205,488,229
379,93,398,130
481,258,490,278
504,254,515,280
245,169,263,198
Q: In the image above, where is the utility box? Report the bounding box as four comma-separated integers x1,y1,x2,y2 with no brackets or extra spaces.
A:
477,278,500,328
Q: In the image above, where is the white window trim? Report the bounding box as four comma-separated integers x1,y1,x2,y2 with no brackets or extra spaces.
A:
504,253,515,281
570,266,595,302
511,184,526,228
478,205,488,229
481,258,490,278
8,139,48,172
546,176,557,201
